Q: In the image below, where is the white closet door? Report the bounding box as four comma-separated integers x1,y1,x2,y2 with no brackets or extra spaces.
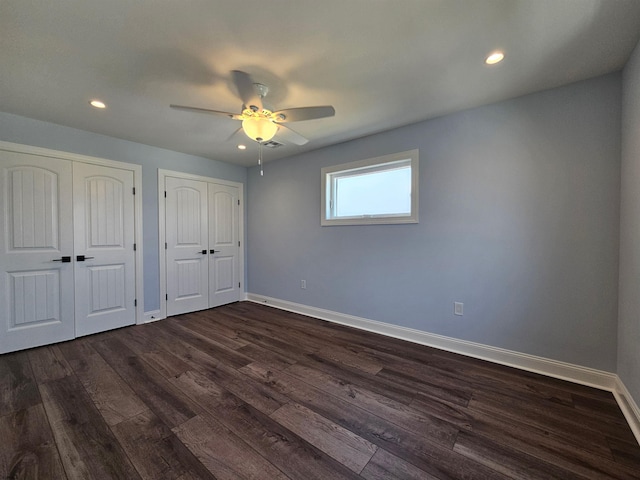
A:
165,176,209,316
0,151,75,353
73,163,136,337
209,183,241,307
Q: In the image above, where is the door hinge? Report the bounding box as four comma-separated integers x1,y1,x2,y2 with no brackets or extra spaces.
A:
166,294,168,301
165,242,167,250
238,199,240,206
133,187,136,195
133,243,136,251
164,191,167,198
238,282,241,288
134,299,137,307
238,241,240,247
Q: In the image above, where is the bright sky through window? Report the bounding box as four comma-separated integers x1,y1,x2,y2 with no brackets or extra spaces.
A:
335,166,411,217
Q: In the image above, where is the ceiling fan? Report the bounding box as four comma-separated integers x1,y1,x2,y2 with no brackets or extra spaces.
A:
170,70,335,146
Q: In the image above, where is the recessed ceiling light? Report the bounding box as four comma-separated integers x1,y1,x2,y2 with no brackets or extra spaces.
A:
237,144,247,150
485,51,505,65
89,99,106,109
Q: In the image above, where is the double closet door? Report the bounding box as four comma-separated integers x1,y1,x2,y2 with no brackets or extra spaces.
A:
165,175,241,316
0,148,137,354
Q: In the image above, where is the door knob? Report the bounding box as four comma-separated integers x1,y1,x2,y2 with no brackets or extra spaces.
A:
52,256,71,263
210,249,219,254
198,250,207,255
76,255,95,261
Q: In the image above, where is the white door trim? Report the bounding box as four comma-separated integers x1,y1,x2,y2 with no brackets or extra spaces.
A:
0,141,144,325
158,169,245,320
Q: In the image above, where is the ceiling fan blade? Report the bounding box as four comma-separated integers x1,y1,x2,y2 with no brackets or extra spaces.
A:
170,104,242,120
275,124,308,145
226,127,244,142
231,70,263,111
273,106,335,123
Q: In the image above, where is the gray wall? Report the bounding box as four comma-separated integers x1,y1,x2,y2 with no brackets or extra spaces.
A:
247,74,621,372
619,41,640,404
0,112,246,312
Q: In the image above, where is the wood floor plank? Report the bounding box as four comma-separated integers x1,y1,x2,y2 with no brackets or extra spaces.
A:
117,327,193,378
453,429,590,480
27,345,73,384
469,390,637,445
607,436,640,471
467,408,640,479
360,448,439,480
0,404,67,480
318,322,439,365
169,368,243,410
376,364,474,407
202,362,290,415
227,307,388,373
284,362,459,444
380,350,575,409
212,312,319,359
428,349,592,405
111,409,216,480
189,310,255,344
92,337,200,429
468,394,613,460
157,320,254,369
114,323,159,354
173,413,289,480
313,345,384,375
58,337,148,426
0,351,41,417
181,312,250,350
240,361,509,480
55,335,97,364
572,392,630,424
113,326,194,380
139,349,192,379
235,342,298,372
215,402,362,480
271,402,378,473
385,346,574,406
39,375,141,479
409,390,474,429
302,353,418,405
232,311,380,365
136,323,222,373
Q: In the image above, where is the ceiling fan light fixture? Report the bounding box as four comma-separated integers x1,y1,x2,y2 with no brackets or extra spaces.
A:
242,116,278,142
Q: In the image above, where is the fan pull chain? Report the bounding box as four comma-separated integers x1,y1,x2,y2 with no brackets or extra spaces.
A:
258,141,264,176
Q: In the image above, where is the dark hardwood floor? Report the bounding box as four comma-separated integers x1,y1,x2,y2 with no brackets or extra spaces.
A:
2,301,640,479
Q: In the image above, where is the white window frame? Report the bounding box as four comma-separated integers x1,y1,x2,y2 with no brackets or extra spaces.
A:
321,149,419,226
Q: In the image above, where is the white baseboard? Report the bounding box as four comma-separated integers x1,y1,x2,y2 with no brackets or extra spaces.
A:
143,310,163,323
246,293,640,445
614,378,640,445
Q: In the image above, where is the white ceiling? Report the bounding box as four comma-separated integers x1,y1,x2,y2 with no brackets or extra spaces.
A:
2,0,640,167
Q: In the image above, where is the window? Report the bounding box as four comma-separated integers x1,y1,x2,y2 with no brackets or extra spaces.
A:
321,149,419,226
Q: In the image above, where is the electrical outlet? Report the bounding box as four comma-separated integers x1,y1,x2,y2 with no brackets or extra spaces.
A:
454,302,464,316
301,279,306,289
